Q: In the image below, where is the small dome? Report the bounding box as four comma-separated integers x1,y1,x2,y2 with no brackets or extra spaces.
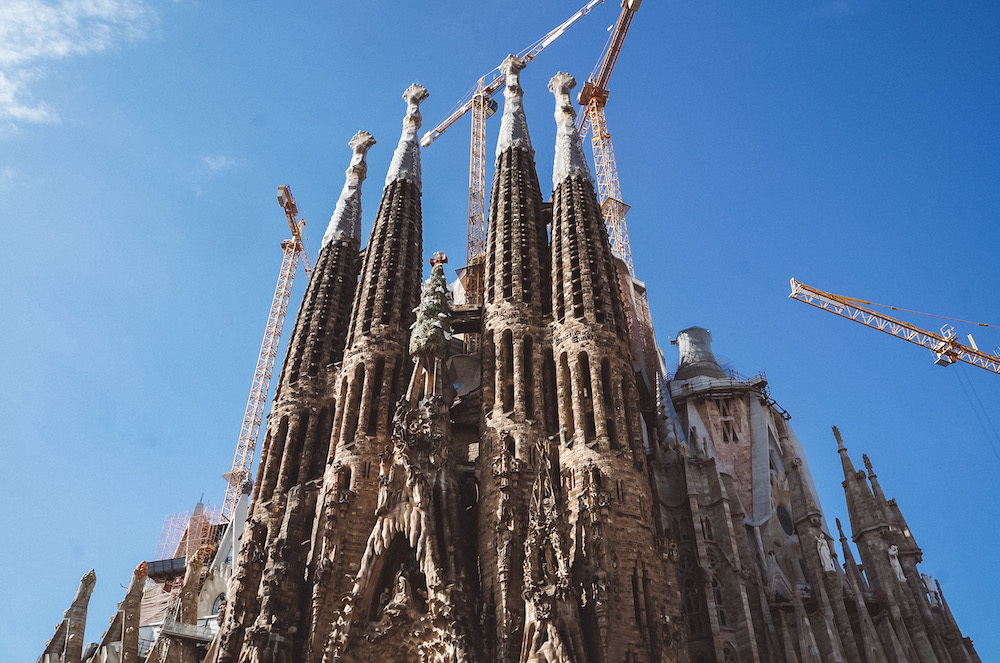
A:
673,327,727,380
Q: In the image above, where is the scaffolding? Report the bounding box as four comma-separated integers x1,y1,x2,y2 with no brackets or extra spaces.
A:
153,503,222,562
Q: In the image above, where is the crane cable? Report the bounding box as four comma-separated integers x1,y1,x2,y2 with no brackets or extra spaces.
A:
953,363,1000,462
811,285,999,330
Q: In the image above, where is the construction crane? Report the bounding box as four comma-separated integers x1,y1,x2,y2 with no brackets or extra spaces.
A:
221,186,313,522
577,0,641,276
421,0,605,353
789,278,1000,375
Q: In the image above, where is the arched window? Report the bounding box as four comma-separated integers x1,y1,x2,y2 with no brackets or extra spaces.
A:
213,593,227,615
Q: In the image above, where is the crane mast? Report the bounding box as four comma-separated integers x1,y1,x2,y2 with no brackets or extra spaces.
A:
578,0,640,276
420,0,604,353
789,278,1000,375
221,186,312,522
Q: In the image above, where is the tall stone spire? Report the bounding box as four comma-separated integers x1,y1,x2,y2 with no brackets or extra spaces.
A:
323,130,376,247
218,132,372,663
495,55,533,157
548,71,592,187
308,84,428,663
545,70,669,662
385,83,429,191
478,55,553,663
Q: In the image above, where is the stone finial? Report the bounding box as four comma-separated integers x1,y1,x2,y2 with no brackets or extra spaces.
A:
548,72,592,187
323,130,376,248
496,54,533,158
385,83,430,191
832,425,845,451
835,517,847,540
862,453,875,476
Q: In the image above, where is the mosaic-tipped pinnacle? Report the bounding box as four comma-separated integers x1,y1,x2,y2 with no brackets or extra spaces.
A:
548,71,577,109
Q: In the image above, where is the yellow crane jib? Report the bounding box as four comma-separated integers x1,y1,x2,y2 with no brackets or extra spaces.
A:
221,186,313,523
788,278,1000,375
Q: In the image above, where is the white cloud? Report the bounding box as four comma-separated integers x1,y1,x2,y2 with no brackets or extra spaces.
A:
0,0,156,128
202,155,236,173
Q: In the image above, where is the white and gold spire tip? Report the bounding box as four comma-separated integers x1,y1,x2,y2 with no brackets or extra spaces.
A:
548,71,592,188
323,130,376,248
495,54,533,159
385,83,430,191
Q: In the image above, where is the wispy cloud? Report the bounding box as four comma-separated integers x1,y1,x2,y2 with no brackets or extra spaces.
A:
0,166,17,190
202,155,236,173
0,1,156,128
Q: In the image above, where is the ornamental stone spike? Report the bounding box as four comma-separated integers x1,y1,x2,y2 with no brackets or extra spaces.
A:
496,54,533,158
548,71,593,188
323,130,376,248
385,83,430,191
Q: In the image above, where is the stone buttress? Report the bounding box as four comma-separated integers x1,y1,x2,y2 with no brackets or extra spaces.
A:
546,71,671,663
476,54,555,663
307,84,428,663
217,131,374,663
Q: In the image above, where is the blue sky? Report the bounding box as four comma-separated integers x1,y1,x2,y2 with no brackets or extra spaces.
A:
2,1,998,660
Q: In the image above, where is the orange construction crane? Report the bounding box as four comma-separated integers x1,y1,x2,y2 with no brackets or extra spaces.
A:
789,278,1000,375
421,0,604,353
221,186,313,522
578,0,641,276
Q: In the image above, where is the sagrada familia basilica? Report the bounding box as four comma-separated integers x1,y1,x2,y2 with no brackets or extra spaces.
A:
39,57,979,663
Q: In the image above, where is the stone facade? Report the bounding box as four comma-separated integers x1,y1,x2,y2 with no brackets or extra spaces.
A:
41,73,981,663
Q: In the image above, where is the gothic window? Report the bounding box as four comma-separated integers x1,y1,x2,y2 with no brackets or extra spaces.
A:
715,397,732,416
366,357,385,436
712,577,728,627
338,466,352,493
543,350,557,434
212,593,226,615
632,568,643,627
616,480,625,501
523,336,534,419
776,506,795,536
600,360,613,407
502,331,514,413
622,377,635,446
701,518,714,540
559,353,574,439
579,352,592,399
722,419,738,443
723,644,739,663
344,363,365,441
